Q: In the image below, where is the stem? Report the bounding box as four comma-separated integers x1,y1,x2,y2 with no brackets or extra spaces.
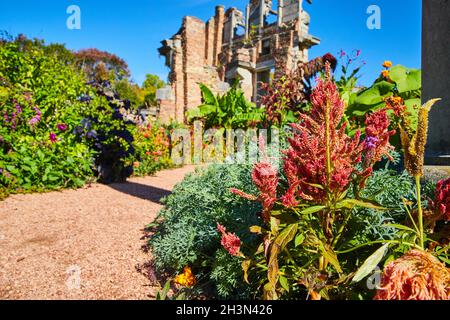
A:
319,256,325,271
415,175,424,250
325,100,332,195
403,198,420,235
332,212,352,247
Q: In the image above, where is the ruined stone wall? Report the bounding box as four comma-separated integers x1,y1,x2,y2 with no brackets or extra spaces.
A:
171,36,184,123
157,1,319,124
183,17,207,113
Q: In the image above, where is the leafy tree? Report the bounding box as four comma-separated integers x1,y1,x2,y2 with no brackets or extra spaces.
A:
74,48,130,82
142,74,166,107
115,78,145,110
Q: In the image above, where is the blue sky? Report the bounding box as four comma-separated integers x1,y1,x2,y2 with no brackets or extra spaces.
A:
0,0,421,86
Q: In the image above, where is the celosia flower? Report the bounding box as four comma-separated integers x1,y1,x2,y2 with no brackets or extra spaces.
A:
217,223,241,257
281,63,364,205
49,132,57,143
400,99,440,177
374,250,450,300
429,178,450,221
382,61,393,68
57,123,68,132
230,188,257,201
230,163,278,222
174,266,196,287
363,109,396,167
251,163,279,220
381,70,390,78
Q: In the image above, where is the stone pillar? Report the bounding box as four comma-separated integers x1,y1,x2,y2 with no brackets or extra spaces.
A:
423,0,450,165
213,6,225,66
183,17,207,117
205,18,215,65
171,36,184,123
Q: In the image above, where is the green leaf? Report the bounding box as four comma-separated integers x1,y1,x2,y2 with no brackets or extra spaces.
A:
249,226,262,234
199,83,217,105
336,198,386,210
353,81,395,105
268,224,298,287
352,244,389,283
320,245,342,274
300,205,327,215
270,217,280,236
389,65,421,93
267,245,280,287
279,276,290,292
295,234,305,247
242,260,252,284
275,224,299,252
176,292,186,300
159,280,171,300
384,223,418,234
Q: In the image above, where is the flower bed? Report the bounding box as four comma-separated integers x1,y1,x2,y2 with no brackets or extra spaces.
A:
149,62,449,300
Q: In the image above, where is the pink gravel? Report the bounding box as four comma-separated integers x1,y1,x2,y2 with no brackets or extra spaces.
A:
0,165,198,300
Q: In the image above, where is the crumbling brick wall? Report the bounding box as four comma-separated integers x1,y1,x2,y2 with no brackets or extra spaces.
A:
157,1,319,124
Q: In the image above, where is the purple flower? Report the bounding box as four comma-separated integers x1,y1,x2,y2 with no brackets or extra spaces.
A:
49,132,57,143
57,123,68,132
339,49,346,58
365,136,379,150
33,106,41,116
28,115,40,126
15,104,22,114
3,113,9,123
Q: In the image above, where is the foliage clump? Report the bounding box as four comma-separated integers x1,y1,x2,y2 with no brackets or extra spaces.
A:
148,164,261,299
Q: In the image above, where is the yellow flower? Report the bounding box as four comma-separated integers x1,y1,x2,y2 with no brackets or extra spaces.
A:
174,266,196,287
382,60,393,68
392,96,403,105
381,70,390,78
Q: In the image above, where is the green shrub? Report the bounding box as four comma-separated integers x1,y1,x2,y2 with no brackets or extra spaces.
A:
148,157,415,299
187,83,264,129
132,122,173,177
0,40,96,194
0,36,136,195
148,163,261,299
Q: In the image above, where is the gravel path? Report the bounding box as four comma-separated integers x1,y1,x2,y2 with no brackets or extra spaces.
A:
0,165,198,300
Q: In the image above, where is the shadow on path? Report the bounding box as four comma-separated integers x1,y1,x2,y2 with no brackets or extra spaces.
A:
108,181,171,204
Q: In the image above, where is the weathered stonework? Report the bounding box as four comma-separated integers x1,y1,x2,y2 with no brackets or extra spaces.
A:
423,0,450,165
157,0,319,124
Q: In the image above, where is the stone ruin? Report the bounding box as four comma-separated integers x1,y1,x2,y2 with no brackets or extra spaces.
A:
156,0,320,124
